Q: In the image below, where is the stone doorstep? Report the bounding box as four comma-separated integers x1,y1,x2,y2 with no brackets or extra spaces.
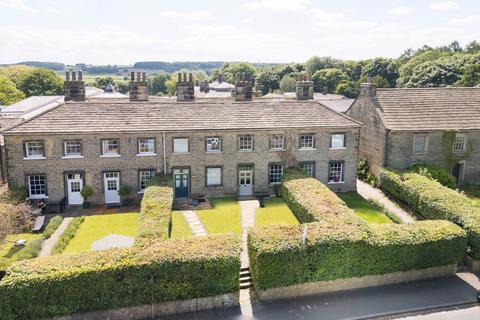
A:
53,293,240,320
464,256,480,273
256,264,457,302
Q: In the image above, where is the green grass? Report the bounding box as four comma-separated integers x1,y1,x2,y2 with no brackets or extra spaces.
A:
197,197,241,234
337,192,393,224
171,211,193,239
63,213,138,253
0,233,43,271
255,197,299,226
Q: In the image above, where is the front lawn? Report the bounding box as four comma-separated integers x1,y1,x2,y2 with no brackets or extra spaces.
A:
0,233,43,271
197,197,241,234
63,212,138,253
337,192,393,224
171,211,193,239
255,197,299,226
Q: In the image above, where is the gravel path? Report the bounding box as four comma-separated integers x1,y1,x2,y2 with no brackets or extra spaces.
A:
239,200,258,268
357,180,415,224
182,210,207,236
38,217,73,257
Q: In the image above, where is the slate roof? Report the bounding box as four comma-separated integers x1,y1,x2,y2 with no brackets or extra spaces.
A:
319,99,355,113
376,88,480,131
4,99,361,134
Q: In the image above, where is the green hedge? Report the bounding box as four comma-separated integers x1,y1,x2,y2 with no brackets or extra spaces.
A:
51,216,85,255
407,163,456,188
0,234,240,320
248,168,467,290
42,215,63,238
379,169,480,259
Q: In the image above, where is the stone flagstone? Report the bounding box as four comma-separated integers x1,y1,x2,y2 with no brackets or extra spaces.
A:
182,210,207,236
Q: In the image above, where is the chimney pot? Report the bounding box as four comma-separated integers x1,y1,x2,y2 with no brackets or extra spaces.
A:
131,72,135,81
72,71,76,81
78,71,83,81
189,73,193,82
65,71,70,81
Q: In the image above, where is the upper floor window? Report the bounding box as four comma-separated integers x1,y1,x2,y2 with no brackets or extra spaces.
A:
270,135,285,150
63,141,82,158
330,134,345,149
101,139,120,156
300,162,316,177
413,134,428,154
238,135,254,151
299,134,315,149
328,161,344,183
268,163,284,185
24,141,45,159
173,138,189,153
453,133,466,152
138,138,155,155
27,174,47,198
206,167,222,187
138,169,156,192
206,137,222,152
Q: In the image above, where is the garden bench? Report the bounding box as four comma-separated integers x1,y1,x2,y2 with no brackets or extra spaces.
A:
32,215,45,232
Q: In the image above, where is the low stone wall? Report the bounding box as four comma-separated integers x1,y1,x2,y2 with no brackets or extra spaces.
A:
257,265,456,301
465,256,480,273
53,293,239,320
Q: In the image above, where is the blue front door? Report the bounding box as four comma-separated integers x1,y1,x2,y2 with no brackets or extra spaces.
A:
174,172,189,198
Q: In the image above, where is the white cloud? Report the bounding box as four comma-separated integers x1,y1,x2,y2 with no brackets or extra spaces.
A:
157,10,214,21
390,7,412,16
45,6,59,14
0,0,34,12
430,1,460,12
310,8,376,31
448,15,480,26
243,0,310,12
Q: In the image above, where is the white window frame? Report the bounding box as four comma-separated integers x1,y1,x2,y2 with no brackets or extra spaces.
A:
101,139,120,157
328,161,344,184
300,162,316,177
299,134,315,150
412,134,428,154
27,174,47,199
137,138,156,156
206,167,222,187
238,135,254,151
452,133,467,153
138,169,156,193
24,141,45,159
270,135,285,150
206,137,222,152
63,140,83,159
268,164,284,185
173,138,189,154
330,133,346,149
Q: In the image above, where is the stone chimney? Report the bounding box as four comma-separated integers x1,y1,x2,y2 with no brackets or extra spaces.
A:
64,71,85,102
235,72,253,101
129,72,148,101
359,76,376,97
296,74,313,100
176,73,194,101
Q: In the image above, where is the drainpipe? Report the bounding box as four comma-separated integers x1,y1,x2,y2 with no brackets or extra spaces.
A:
162,131,167,175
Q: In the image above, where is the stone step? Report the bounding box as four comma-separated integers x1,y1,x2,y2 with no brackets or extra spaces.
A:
240,281,253,289
240,276,251,283
240,270,250,277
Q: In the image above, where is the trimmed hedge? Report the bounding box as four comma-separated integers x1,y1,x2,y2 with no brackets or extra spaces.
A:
42,215,63,238
0,234,240,320
380,169,480,259
51,216,85,255
407,163,456,188
248,168,467,290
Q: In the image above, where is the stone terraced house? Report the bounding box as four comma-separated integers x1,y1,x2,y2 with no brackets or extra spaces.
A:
347,81,480,185
2,72,361,209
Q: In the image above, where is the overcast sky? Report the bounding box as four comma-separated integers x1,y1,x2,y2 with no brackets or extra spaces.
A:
0,0,479,65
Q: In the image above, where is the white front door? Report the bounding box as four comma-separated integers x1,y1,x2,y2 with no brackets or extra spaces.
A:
67,177,83,205
104,172,120,204
239,170,253,196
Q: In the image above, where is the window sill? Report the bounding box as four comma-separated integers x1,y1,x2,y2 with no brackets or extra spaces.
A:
173,152,190,155
62,155,84,159
23,156,46,160
299,148,316,151
327,181,345,184
100,154,121,158
205,151,223,154
412,152,427,155
238,150,254,152
206,186,223,190
136,153,157,157
269,149,286,152
329,147,346,150
269,183,281,186
28,195,48,200
137,190,145,194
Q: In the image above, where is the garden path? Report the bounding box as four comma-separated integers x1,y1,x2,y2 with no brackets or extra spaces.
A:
357,180,415,224
182,210,207,236
38,217,73,257
239,200,257,268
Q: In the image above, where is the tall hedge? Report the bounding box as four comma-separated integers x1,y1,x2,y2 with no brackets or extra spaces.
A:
380,169,480,259
0,234,240,320
248,168,467,290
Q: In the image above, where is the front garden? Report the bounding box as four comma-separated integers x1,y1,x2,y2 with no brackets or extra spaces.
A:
337,192,392,224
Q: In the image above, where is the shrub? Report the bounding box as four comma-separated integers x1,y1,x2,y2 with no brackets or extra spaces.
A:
379,169,480,259
118,184,131,197
0,202,33,242
15,237,43,261
51,216,85,255
42,215,63,238
357,159,369,181
0,234,240,320
80,185,93,201
407,163,456,188
6,184,27,205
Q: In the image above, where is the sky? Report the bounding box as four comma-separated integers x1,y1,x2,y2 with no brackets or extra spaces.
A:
0,0,480,65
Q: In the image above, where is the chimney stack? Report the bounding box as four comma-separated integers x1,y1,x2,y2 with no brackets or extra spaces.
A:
64,70,85,102
199,80,209,93
130,72,148,101
359,75,376,97
296,74,313,100
176,72,195,101
235,72,254,101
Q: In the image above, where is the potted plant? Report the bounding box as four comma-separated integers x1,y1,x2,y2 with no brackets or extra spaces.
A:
80,185,93,209
118,184,131,207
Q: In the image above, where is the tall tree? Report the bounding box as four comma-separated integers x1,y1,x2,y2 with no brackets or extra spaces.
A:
18,68,63,97
0,76,25,105
305,56,344,75
279,75,297,92
311,68,349,93
149,73,171,95
361,58,399,87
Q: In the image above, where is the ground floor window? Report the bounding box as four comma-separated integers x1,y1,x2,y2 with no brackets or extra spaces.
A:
300,162,315,177
328,161,344,183
206,167,222,187
28,174,47,198
138,170,156,191
268,164,284,185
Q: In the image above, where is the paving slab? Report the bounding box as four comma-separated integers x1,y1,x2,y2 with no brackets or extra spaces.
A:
38,217,73,257
182,210,207,236
91,234,134,250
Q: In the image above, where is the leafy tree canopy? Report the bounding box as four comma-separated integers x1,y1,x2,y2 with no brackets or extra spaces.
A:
18,68,63,97
0,76,25,105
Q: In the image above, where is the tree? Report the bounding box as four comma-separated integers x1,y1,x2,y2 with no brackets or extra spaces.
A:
0,65,36,87
257,63,304,94
456,64,480,87
279,75,297,92
211,62,257,84
336,81,359,98
311,68,349,93
361,58,399,87
18,68,63,97
165,79,176,96
0,76,25,105
305,56,344,75
403,58,462,87
466,41,480,53
93,77,116,90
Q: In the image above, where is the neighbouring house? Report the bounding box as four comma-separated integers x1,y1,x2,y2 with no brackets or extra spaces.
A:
2,72,361,210
346,80,480,185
